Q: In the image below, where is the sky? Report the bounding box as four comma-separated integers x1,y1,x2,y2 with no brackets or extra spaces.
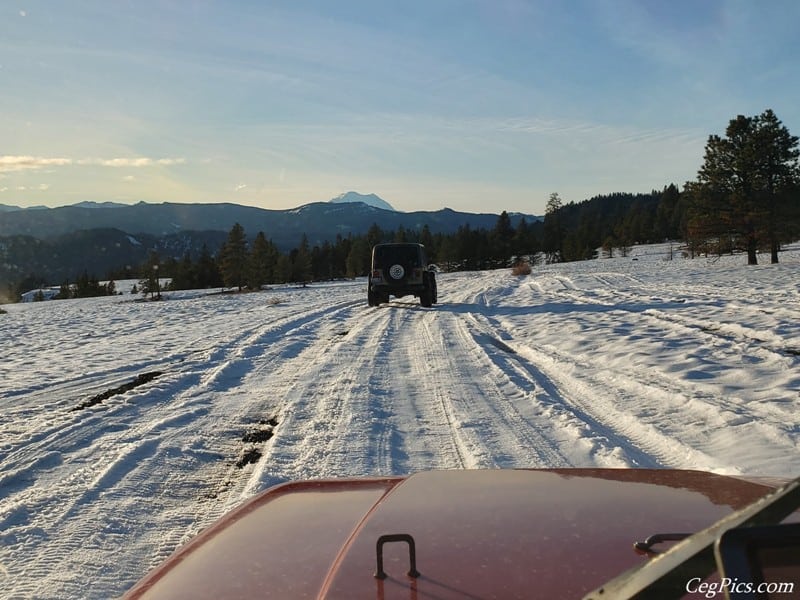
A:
1,0,799,215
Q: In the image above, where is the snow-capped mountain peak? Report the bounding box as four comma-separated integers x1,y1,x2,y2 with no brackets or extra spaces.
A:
329,191,395,211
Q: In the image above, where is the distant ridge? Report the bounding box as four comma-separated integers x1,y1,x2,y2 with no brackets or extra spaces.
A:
0,204,49,211
0,200,541,286
0,200,539,250
329,191,395,211
71,201,129,209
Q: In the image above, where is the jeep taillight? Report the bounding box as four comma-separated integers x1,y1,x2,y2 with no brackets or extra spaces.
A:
372,270,382,279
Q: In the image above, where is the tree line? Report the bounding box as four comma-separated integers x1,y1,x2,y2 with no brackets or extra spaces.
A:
6,271,118,302
148,179,714,292
4,108,798,302
542,109,799,264
151,191,681,293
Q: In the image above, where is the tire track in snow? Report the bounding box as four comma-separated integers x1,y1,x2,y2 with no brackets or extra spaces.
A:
403,313,473,470
433,274,613,467
1,299,362,493
0,303,328,484
196,298,362,390
0,375,212,598
248,295,573,493
534,275,798,421
455,311,655,468
139,298,367,565
583,271,799,360
0,296,365,600
409,307,572,469
243,304,403,494
449,273,699,468
476,275,796,474
462,309,725,470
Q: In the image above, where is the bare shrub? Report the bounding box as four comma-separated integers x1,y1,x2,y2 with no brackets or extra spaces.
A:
511,260,532,276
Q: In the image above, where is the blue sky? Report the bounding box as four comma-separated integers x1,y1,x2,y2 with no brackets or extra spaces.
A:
2,1,799,214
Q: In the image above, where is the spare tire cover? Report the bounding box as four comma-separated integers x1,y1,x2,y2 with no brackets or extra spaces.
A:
389,264,405,280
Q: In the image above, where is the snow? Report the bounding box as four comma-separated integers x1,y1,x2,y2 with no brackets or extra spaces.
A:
19,288,60,303
329,191,395,211
1,243,798,599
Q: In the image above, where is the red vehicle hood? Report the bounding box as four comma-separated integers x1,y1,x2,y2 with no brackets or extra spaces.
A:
124,469,778,599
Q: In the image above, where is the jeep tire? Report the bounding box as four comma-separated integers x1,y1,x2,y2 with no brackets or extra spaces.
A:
420,272,434,307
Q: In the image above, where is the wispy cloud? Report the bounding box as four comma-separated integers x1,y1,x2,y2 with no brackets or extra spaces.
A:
0,155,186,172
0,184,50,192
79,157,186,167
0,156,71,172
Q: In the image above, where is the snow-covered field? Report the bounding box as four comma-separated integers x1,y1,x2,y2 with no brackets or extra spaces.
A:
1,243,799,599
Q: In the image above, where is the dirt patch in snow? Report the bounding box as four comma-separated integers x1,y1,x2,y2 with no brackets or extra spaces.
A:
235,448,263,468
71,371,163,411
236,417,279,468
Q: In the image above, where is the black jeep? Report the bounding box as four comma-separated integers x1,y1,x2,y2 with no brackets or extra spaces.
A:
368,243,438,307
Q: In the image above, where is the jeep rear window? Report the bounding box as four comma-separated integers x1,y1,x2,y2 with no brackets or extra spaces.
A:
374,246,422,267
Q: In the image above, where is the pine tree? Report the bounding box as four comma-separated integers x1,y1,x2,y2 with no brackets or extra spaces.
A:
292,234,313,285
248,232,277,289
543,192,564,263
366,223,384,249
196,244,222,289
346,238,369,278
655,184,681,240
419,225,435,261
752,109,800,262
333,234,352,279
170,252,196,291
56,280,73,300
312,241,335,280
490,210,515,265
139,251,162,299
689,109,800,264
274,254,292,283
220,223,248,290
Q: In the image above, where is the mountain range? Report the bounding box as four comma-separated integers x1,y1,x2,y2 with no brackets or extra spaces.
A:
0,194,537,248
0,193,540,287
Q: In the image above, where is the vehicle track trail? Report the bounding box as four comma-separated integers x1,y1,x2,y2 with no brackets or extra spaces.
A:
244,303,402,491
244,299,490,495
421,310,573,468
1,252,797,600
0,294,365,599
493,270,799,473
246,291,591,500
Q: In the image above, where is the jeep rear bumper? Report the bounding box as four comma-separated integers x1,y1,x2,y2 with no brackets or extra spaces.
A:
370,282,427,297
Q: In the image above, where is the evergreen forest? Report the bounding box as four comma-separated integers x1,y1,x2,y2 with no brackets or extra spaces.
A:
7,108,800,301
